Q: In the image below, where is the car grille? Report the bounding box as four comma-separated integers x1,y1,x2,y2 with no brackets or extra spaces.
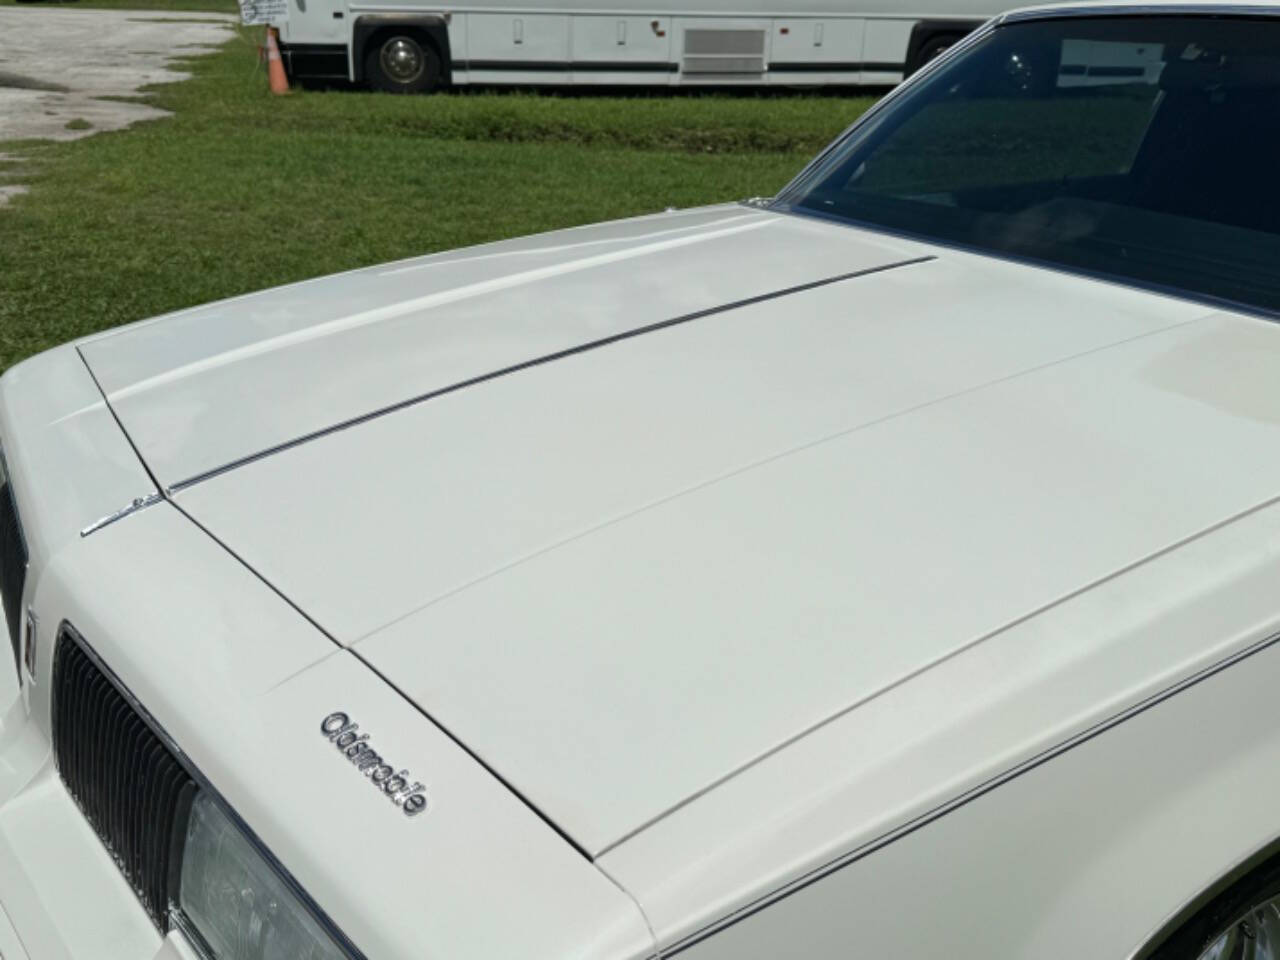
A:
0,455,28,674
52,627,197,930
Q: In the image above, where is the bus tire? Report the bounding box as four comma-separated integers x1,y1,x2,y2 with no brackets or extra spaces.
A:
909,34,962,74
365,32,441,94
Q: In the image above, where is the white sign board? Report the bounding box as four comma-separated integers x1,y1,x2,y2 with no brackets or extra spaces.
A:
240,0,288,25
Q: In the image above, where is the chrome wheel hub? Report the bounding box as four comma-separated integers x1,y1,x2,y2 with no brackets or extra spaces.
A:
1198,893,1280,959
381,37,425,83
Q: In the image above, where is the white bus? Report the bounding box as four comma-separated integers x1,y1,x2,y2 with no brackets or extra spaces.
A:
273,1,1014,93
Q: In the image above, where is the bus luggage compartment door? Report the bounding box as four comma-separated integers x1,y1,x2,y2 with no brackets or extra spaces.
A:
676,19,769,81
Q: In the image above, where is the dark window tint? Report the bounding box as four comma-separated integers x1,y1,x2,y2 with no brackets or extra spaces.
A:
780,16,1280,314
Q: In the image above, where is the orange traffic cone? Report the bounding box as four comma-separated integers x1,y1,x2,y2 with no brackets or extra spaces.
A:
266,27,290,95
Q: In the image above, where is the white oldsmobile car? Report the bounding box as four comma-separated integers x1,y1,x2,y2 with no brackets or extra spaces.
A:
2,4,1280,959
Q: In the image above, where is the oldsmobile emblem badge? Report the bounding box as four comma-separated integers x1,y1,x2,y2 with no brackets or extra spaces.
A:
321,712,428,818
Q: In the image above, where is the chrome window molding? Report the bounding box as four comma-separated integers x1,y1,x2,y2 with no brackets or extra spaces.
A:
758,18,999,213
169,906,228,960
51,623,367,960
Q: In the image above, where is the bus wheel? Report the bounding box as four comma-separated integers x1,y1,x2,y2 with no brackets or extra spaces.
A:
909,34,961,74
366,33,441,94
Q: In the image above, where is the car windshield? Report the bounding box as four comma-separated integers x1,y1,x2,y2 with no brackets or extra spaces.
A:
776,14,1280,316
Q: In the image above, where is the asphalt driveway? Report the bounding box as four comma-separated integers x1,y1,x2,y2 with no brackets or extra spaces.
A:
0,8,234,144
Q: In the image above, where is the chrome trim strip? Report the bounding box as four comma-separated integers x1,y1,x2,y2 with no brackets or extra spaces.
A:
23,606,37,684
51,623,367,960
164,255,936,494
79,492,163,538
167,909,218,960
663,626,1280,956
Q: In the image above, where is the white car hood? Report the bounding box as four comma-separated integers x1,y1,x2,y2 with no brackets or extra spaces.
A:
80,207,1280,856
79,206,927,488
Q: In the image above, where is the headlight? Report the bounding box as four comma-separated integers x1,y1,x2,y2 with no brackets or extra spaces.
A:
175,792,350,960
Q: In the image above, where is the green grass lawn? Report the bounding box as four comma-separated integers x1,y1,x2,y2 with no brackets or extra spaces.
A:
0,23,874,369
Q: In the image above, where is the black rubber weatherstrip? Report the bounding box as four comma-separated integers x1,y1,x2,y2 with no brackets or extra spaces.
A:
166,255,935,493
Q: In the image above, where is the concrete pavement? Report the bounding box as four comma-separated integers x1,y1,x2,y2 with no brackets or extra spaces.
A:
0,8,235,144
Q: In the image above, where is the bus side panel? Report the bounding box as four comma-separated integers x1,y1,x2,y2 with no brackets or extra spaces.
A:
570,15,674,85
467,12,571,83
768,18,865,85
278,0,343,45
275,0,349,82
449,15,470,84
862,18,914,83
